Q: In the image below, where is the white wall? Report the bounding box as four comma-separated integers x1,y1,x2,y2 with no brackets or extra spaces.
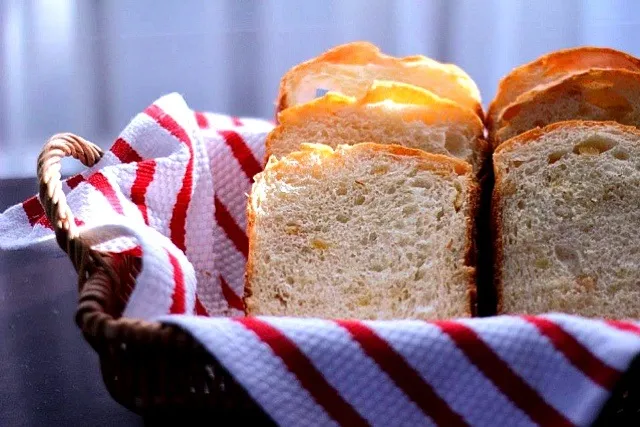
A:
1,0,639,177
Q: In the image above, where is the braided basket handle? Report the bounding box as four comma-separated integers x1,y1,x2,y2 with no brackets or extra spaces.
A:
37,133,104,272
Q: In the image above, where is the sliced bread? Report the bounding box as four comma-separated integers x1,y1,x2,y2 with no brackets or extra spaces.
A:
245,143,478,320
487,46,640,136
492,69,640,146
276,41,483,119
493,120,640,318
267,80,488,171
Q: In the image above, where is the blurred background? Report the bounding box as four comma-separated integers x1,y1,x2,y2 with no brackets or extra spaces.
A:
1,0,639,178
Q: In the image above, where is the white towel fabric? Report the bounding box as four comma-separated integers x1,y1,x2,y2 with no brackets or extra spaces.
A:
1,93,639,427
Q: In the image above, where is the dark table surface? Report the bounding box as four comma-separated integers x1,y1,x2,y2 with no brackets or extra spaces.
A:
0,178,143,427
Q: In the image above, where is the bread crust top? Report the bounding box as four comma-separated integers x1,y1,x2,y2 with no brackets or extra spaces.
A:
275,41,482,118
261,142,472,178
276,80,484,135
491,68,640,146
487,46,640,131
494,119,640,155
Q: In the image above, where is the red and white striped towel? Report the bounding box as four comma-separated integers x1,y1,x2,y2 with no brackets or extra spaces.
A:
1,93,639,427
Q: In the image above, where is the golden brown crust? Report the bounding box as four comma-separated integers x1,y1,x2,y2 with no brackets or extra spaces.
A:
275,43,381,119
243,183,258,315
491,69,640,145
276,42,409,115
268,142,473,177
490,164,505,314
275,41,483,119
463,176,481,316
268,81,485,163
471,138,492,180
275,95,289,123
494,119,640,154
487,46,640,133
277,81,483,129
263,124,286,165
277,91,353,123
358,80,470,110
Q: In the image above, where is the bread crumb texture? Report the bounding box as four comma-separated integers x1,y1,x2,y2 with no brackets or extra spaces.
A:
246,143,475,320
495,122,640,318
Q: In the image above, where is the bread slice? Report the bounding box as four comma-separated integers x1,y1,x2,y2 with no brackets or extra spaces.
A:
491,69,640,146
245,143,478,320
267,80,488,171
487,46,640,135
276,41,483,119
493,120,640,318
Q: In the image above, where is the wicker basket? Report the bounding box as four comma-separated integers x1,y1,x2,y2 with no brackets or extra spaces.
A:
36,134,639,426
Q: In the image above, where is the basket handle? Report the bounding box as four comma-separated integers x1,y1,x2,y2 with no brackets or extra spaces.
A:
37,133,104,272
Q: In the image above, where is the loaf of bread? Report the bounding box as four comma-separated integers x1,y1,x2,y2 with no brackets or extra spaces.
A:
267,80,488,171
491,69,640,145
245,143,478,320
487,46,640,140
276,41,483,119
486,47,640,147
492,120,640,318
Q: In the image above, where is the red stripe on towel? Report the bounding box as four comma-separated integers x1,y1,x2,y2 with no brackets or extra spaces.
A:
167,250,186,314
218,130,261,181
130,160,156,224
523,316,620,390
214,196,248,257
87,172,124,215
606,320,640,337
236,317,368,427
195,111,209,129
110,137,143,164
434,320,573,427
145,104,194,252
337,319,468,426
220,275,245,311
22,196,49,228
